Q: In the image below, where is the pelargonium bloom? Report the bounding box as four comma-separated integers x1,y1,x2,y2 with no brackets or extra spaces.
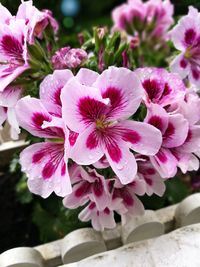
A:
169,91,200,173
112,0,173,40
110,177,145,224
52,47,88,70
135,68,186,107
145,103,189,178
0,18,29,92
0,86,22,139
136,155,166,196
170,7,200,87
61,66,162,185
63,165,110,211
15,70,76,198
16,1,59,42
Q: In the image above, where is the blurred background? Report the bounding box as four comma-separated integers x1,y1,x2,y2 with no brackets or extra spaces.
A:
0,0,200,255
1,0,200,36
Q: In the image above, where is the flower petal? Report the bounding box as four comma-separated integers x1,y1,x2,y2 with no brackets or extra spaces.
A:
150,148,177,178
105,140,137,185
40,69,73,116
163,114,189,148
16,96,64,138
70,125,104,165
61,77,108,132
76,68,99,86
93,66,143,120
118,120,162,155
20,142,71,198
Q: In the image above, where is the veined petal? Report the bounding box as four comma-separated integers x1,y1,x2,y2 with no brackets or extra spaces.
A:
145,103,168,134
170,54,189,79
61,77,108,133
70,125,104,165
150,147,178,178
180,125,200,153
0,65,29,92
163,114,189,148
118,120,162,155
16,96,64,139
20,142,71,198
0,86,22,107
105,140,137,185
94,66,143,120
40,69,73,116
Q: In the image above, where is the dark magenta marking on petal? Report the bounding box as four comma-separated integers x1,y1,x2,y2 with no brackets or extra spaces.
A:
86,131,99,149
0,35,23,60
32,151,45,164
104,207,110,215
121,188,134,206
162,83,172,97
122,130,141,144
42,162,56,179
54,87,62,106
192,68,200,80
32,112,52,128
78,96,106,124
61,161,66,176
102,87,123,112
69,131,79,146
185,28,196,46
146,168,156,175
163,122,175,140
145,178,153,186
157,150,168,163
89,202,96,210
75,182,90,198
142,79,161,102
180,59,188,69
106,140,122,163
148,116,163,132
93,180,103,197
185,129,192,143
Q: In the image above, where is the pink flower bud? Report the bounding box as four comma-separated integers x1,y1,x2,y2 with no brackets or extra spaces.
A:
52,47,88,69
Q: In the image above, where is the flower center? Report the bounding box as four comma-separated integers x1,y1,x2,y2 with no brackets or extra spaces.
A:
96,116,110,129
184,47,192,59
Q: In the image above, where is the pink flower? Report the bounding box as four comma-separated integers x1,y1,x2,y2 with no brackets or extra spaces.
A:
16,1,59,42
109,176,145,224
16,70,76,198
170,7,200,87
0,18,29,92
145,104,189,178
78,199,125,231
63,165,110,211
112,0,173,40
169,91,200,173
52,47,88,70
61,66,162,184
135,68,186,107
63,164,126,231
136,155,166,197
0,86,22,139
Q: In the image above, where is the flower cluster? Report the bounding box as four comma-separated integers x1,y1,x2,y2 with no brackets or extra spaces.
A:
1,1,200,231
0,1,59,137
16,65,200,230
170,6,200,88
112,0,174,42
